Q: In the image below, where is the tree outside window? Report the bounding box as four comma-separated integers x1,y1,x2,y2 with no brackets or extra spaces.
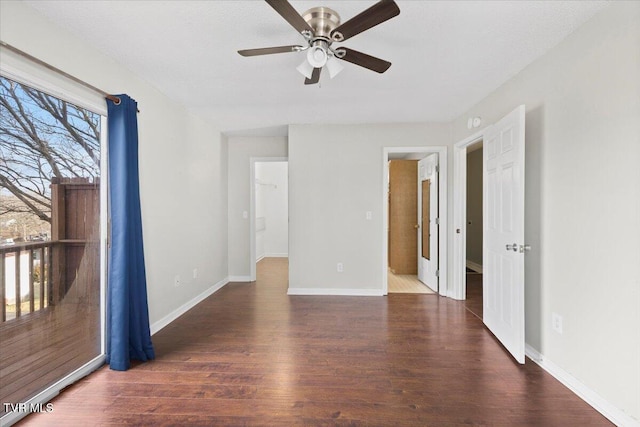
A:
0,75,100,244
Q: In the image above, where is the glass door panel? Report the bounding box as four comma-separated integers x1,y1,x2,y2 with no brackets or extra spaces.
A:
0,75,102,416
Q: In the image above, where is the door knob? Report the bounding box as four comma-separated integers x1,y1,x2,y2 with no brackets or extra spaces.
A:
414,224,420,229
519,244,531,253
505,243,517,252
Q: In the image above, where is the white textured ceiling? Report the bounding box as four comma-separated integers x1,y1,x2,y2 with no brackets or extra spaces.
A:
25,0,609,135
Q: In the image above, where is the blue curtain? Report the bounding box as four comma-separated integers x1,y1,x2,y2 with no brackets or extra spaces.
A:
106,94,155,371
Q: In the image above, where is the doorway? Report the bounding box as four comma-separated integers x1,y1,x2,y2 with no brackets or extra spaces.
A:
464,142,483,318
249,158,288,282
452,105,527,363
382,147,448,296
387,159,431,293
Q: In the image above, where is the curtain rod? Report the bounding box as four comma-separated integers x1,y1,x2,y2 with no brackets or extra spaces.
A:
1,40,121,105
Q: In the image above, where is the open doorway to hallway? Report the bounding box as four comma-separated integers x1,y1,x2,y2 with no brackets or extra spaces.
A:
464,142,483,318
250,158,288,282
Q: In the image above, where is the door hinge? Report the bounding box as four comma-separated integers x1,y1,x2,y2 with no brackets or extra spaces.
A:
435,217,440,225
436,270,440,278
436,165,440,173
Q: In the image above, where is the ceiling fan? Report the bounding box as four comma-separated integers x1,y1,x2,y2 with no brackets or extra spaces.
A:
238,0,400,85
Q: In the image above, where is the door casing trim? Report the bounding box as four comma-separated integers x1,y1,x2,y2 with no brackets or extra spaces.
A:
452,130,485,300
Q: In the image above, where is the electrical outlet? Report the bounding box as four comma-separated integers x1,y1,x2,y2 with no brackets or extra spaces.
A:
337,263,343,273
174,275,181,287
193,268,198,279
552,312,563,334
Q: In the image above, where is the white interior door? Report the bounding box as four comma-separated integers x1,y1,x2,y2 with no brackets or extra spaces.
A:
483,105,526,363
418,154,438,292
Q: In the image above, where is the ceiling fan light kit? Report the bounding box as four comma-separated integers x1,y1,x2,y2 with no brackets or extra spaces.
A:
296,59,315,79
325,56,344,79
307,42,329,68
238,0,400,85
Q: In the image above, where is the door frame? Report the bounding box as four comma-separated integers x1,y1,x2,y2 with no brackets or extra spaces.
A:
249,156,288,281
382,146,447,296
452,130,485,300
0,64,108,426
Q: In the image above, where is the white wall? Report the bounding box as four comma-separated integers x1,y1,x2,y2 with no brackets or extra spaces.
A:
288,123,450,294
452,2,640,421
0,1,229,328
255,162,288,258
227,137,287,278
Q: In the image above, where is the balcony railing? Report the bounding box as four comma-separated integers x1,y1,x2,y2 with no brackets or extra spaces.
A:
0,241,53,322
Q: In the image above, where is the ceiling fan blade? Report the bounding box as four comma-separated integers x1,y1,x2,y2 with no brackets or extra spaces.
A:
238,45,303,57
265,0,314,35
330,0,400,42
304,67,321,85
339,48,391,73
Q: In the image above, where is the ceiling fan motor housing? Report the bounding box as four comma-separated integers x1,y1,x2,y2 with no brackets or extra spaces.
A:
302,7,341,39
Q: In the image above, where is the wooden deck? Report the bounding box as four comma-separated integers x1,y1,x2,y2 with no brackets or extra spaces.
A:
1,223,101,418
0,301,100,416
18,258,610,426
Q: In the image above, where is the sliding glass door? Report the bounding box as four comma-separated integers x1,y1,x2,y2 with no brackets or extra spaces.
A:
0,75,105,418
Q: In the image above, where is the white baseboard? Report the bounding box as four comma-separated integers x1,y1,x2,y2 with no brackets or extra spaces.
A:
465,260,483,273
150,277,229,335
288,287,383,296
228,275,252,282
525,344,639,427
265,253,288,258
256,255,265,263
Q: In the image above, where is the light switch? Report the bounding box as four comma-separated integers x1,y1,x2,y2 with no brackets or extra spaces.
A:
242,211,248,219
366,211,372,220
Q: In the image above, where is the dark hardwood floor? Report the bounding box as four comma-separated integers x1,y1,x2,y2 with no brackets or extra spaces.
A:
464,271,483,319
17,258,611,426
